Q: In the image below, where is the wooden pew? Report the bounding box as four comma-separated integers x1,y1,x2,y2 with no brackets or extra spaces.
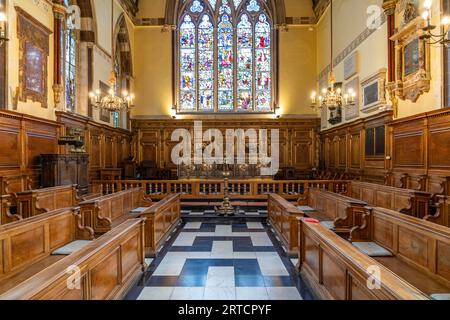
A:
268,194,304,256
298,188,369,241
138,193,181,257
0,175,32,225
6,184,100,223
427,195,450,227
297,218,429,300
349,181,431,219
351,206,450,297
79,187,152,235
0,218,145,300
0,207,94,295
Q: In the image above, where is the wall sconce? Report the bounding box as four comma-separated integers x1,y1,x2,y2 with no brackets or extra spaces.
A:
0,10,9,46
170,106,177,119
343,88,356,105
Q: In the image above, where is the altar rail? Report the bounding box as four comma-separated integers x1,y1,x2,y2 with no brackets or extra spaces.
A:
91,180,350,200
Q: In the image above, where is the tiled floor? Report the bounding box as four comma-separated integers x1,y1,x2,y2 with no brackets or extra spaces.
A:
126,219,314,301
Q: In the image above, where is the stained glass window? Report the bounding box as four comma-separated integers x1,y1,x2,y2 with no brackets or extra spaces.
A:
64,0,77,112
178,0,274,113
179,15,196,111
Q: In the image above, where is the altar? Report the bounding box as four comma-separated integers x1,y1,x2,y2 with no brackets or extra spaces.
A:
177,162,267,179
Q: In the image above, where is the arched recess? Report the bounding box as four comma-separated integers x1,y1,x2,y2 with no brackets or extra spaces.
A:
165,0,286,27
114,13,133,128
75,0,97,117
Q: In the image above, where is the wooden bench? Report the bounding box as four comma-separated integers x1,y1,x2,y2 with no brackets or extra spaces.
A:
349,206,450,298
298,188,369,241
349,181,431,219
0,218,145,300
6,184,100,223
79,187,152,235
138,193,181,257
427,195,450,227
0,207,94,295
268,194,304,256
297,218,429,300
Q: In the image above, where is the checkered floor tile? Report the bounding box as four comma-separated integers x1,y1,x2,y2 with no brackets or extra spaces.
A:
126,216,314,300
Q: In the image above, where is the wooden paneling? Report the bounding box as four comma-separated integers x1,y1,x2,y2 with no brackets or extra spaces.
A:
0,111,58,190
387,107,450,195
320,111,392,183
56,111,133,181
0,111,132,194
133,118,320,175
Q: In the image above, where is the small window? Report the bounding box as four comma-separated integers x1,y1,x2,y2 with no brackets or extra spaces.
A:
365,126,385,157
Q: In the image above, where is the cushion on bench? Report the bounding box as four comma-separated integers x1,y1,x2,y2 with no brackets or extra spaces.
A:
431,294,450,300
51,240,93,256
352,242,394,257
130,207,149,214
320,221,335,230
297,206,315,212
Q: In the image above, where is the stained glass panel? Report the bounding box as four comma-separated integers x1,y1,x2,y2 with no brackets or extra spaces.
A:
198,15,214,111
64,0,76,112
178,0,273,113
217,12,233,111
237,14,253,111
208,0,217,9
255,13,271,110
179,15,196,111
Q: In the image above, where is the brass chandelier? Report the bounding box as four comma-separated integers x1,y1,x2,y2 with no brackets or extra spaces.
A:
310,0,355,111
419,0,450,46
0,9,8,46
89,0,134,113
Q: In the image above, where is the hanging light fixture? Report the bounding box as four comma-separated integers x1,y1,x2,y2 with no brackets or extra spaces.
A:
89,0,134,113
419,0,450,46
310,0,355,111
0,9,9,46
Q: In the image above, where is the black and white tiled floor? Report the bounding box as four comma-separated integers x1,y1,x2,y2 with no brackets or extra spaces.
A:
126,217,314,301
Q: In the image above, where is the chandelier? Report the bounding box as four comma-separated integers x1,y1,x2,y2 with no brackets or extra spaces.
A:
89,0,134,113
419,0,450,46
310,0,355,111
0,9,8,46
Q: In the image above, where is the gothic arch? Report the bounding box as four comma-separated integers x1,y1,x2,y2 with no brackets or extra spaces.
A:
165,0,286,27
114,13,133,83
76,0,97,43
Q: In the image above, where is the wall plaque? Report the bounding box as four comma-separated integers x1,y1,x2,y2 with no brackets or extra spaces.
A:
361,69,387,113
16,6,51,109
344,51,358,80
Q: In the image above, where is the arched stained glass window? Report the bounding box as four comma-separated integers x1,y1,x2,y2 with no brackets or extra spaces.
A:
177,0,275,113
64,0,77,112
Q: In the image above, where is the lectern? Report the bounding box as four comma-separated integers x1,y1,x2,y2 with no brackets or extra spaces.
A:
40,154,89,195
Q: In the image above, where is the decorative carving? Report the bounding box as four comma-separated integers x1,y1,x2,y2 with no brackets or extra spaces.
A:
388,16,430,103
16,6,51,109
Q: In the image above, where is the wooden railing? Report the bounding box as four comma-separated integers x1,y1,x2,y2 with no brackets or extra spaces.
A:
91,179,350,200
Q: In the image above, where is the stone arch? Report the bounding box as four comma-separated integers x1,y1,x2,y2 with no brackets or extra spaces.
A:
165,0,286,28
